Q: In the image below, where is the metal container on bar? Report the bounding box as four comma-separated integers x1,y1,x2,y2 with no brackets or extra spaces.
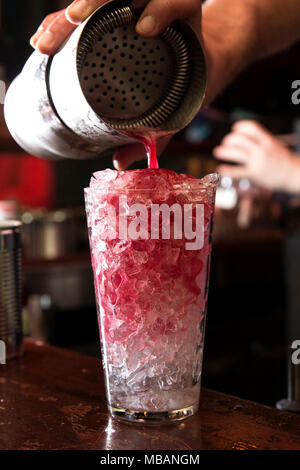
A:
0,221,23,360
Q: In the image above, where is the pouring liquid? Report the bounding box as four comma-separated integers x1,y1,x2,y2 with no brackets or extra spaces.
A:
128,133,159,169
145,140,159,170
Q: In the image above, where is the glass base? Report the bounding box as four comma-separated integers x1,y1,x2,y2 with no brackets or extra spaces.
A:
108,403,198,425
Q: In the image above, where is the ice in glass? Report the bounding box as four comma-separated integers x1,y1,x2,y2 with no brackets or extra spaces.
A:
85,169,219,423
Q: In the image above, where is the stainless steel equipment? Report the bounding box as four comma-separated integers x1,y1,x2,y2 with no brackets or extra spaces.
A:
21,207,87,260
26,294,55,345
0,221,23,360
24,258,96,346
24,258,95,312
4,0,206,160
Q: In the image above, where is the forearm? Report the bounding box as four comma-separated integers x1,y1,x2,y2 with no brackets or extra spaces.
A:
286,156,300,194
249,0,300,59
201,0,300,102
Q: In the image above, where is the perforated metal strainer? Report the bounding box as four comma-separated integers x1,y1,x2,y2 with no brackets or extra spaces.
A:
76,1,206,131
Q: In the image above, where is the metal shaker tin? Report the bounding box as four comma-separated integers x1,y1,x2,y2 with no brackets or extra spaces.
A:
4,0,206,161
0,221,23,360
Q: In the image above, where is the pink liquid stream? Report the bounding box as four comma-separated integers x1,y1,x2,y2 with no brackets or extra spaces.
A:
144,140,159,169
127,133,159,169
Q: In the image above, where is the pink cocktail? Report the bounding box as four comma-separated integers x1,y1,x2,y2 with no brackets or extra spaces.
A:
85,169,219,423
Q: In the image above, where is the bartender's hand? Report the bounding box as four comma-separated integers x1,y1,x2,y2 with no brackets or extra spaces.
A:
29,0,253,170
30,0,205,169
214,121,300,194
30,0,203,54
30,0,300,170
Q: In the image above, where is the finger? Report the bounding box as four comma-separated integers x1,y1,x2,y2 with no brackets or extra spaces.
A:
217,164,250,180
35,10,78,55
30,10,63,48
232,120,272,145
136,0,202,37
30,27,46,49
213,145,249,164
113,144,146,170
66,0,109,25
220,132,257,154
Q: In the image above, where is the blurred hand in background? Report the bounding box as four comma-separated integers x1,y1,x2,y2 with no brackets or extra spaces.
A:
214,121,300,194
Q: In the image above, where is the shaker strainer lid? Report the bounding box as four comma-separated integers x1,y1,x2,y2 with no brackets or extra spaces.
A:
76,0,206,131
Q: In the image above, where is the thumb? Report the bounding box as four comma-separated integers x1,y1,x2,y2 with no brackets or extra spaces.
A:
136,0,202,37
113,143,146,170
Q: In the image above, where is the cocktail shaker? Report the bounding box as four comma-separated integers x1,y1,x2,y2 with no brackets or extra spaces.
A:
0,221,23,361
4,0,206,160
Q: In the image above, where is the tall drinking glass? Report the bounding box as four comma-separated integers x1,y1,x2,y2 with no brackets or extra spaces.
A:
85,169,219,423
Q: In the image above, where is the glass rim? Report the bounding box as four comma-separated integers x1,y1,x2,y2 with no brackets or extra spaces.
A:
84,172,220,193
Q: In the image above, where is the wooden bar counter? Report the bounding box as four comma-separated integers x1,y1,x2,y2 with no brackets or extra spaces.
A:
0,339,300,451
